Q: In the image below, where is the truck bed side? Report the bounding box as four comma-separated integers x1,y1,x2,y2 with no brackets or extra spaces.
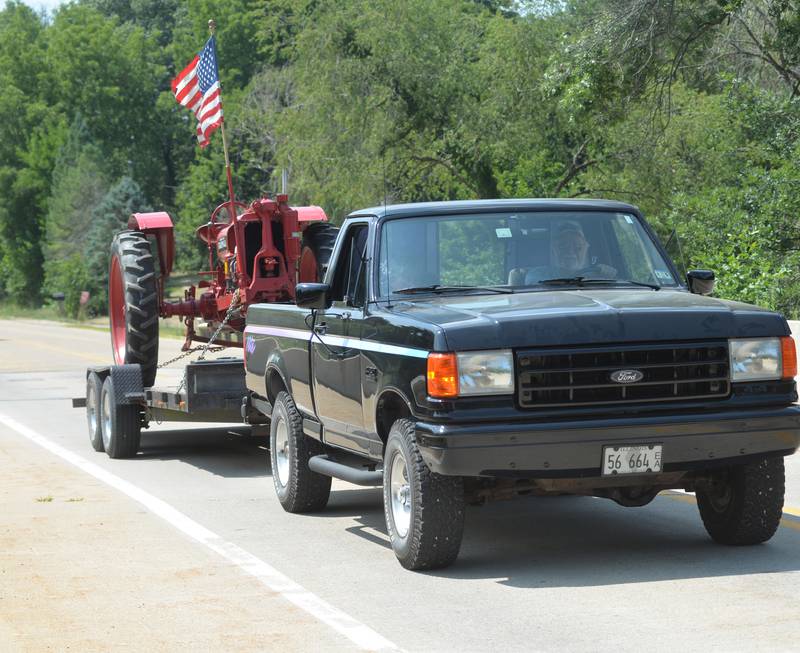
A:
244,303,315,415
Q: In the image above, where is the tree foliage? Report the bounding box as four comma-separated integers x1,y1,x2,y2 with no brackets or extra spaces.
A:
1,0,799,315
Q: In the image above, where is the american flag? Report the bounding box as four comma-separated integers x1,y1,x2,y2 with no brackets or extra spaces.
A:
171,36,223,147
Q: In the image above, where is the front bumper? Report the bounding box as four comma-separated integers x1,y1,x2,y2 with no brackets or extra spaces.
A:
415,406,800,478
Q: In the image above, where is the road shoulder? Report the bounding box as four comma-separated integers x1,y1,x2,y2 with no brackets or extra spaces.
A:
0,429,353,652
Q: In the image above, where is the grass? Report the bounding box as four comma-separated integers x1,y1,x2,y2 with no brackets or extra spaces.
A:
35,495,53,503
66,497,84,503
0,303,63,320
0,302,187,340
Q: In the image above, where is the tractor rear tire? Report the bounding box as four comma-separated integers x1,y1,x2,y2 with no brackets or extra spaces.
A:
109,231,159,387
299,222,339,283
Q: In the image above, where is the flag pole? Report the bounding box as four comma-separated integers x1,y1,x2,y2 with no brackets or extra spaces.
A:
208,19,237,222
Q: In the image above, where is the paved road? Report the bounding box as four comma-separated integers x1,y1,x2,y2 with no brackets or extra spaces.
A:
2,318,800,652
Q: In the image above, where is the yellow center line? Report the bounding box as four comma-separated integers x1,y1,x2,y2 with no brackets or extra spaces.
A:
664,492,800,532
7,338,107,364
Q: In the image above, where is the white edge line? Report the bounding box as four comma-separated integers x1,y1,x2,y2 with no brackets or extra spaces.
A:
0,412,401,653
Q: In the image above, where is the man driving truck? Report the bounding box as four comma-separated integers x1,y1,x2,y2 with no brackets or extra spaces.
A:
523,219,617,284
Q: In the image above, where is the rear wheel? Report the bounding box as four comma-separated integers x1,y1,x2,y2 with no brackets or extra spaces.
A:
86,372,104,452
269,391,331,512
383,419,465,570
109,231,159,387
696,456,785,545
99,376,142,459
298,222,339,283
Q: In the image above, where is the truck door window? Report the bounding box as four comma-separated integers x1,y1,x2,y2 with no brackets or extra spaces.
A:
330,225,368,307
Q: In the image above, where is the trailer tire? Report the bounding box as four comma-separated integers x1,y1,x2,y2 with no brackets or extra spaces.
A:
86,372,104,452
270,391,331,513
383,419,465,570
99,376,141,459
109,230,159,387
298,222,339,283
696,455,784,545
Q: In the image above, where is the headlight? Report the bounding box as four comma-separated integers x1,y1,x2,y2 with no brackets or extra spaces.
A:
427,350,514,397
457,350,514,395
729,338,783,381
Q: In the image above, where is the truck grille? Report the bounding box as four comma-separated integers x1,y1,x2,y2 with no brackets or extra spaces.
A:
517,341,730,408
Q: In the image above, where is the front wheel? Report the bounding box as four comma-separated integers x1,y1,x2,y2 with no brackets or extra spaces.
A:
269,391,331,513
383,419,465,570
696,455,785,545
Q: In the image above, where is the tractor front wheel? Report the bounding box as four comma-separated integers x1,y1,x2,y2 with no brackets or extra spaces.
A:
298,222,339,283
109,231,159,387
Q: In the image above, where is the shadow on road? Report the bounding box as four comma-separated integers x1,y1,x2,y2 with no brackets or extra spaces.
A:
137,426,269,478
429,495,800,587
128,432,800,586
303,487,800,585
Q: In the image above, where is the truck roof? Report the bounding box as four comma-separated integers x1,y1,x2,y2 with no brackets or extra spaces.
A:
349,198,640,219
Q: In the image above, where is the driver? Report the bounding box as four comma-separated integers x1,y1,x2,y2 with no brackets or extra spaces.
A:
524,220,616,284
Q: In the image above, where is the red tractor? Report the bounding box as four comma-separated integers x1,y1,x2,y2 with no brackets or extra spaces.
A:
108,194,338,387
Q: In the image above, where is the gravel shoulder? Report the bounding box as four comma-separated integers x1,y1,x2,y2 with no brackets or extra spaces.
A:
0,429,353,653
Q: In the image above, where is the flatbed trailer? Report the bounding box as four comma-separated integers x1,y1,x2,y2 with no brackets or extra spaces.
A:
73,358,267,458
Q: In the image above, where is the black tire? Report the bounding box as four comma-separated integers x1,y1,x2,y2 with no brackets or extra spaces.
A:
269,391,331,512
383,419,465,570
299,222,339,283
86,372,104,452
109,231,159,387
696,455,785,545
99,376,142,459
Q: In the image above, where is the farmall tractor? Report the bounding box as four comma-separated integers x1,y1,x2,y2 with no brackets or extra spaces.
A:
76,195,338,458
109,195,337,387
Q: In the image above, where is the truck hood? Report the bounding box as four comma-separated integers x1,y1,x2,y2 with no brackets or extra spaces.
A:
386,289,789,350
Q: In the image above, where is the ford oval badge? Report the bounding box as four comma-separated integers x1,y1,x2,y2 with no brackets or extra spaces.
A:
610,369,644,384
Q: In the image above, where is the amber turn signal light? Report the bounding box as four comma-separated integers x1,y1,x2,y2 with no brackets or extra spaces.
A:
427,353,459,398
781,336,797,379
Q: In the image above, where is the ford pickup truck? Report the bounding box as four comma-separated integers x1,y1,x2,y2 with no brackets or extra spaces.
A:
243,199,800,570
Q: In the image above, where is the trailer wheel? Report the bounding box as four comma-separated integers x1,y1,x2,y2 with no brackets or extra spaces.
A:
696,455,784,545
383,419,465,570
270,391,331,512
99,376,142,459
298,222,339,283
109,230,159,387
86,372,104,452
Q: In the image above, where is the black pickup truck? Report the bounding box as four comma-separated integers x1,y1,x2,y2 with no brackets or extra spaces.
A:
243,199,800,570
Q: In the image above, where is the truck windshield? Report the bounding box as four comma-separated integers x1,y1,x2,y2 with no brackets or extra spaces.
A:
377,211,679,297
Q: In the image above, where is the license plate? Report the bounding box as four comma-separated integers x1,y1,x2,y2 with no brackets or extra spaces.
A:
602,444,662,476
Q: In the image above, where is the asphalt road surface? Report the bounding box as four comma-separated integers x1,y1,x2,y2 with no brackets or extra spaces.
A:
2,318,800,652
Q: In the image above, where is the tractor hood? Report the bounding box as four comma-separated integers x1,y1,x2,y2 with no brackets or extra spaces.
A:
387,289,789,351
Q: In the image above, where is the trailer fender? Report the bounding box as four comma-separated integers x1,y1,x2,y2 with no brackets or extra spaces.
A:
128,211,175,278
107,364,145,405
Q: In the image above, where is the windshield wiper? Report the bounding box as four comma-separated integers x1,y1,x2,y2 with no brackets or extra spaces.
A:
393,284,514,295
538,277,661,290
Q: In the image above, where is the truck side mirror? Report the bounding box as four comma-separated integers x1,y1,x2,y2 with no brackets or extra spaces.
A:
687,269,715,295
296,282,331,309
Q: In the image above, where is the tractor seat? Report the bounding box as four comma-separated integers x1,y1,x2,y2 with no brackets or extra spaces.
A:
196,221,227,245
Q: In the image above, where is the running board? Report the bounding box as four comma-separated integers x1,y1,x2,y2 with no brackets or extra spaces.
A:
308,455,383,486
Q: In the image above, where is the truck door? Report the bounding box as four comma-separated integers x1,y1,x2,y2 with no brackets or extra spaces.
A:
311,222,370,455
